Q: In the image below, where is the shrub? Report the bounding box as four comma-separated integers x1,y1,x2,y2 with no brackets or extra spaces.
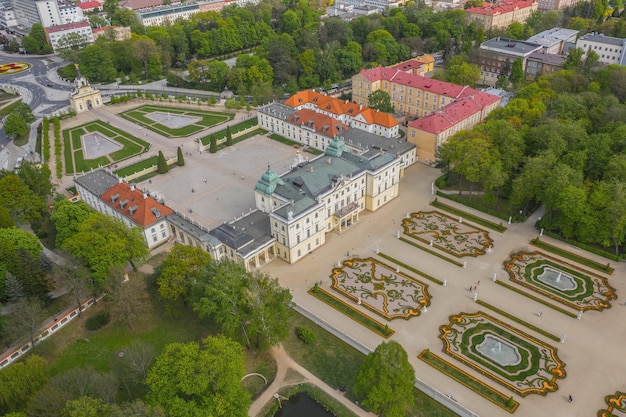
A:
295,325,318,344
86,312,110,331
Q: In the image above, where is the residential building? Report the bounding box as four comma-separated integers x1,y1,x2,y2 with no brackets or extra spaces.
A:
334,0,399,11
45,21,93,51
282,90,400,138
135,2,200,26
525,50,566,78
92,25,131,41
465,0,538,31
118,0,179,11
576,32,626,66
74,171,174,249
352,66,496,118
478,37,543,86
37,0,85,28
527,27,579,54
77,0,103,13
537,0,583,11
0,6,17,29
407,93,501,163
11,0,41,29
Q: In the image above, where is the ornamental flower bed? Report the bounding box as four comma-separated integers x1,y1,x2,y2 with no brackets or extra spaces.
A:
401,211,493,258
0,62,29,75
330,257,431,320
439,311,566,397
504,251,617,312
598,391,626,417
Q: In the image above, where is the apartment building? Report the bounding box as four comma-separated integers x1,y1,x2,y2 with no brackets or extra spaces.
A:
135,2,200,26
537,0,583,11
36,0,84,28
465,0,538,31
478,37,543,86
45,21,94,52
576,32,626,66
527,27,579,54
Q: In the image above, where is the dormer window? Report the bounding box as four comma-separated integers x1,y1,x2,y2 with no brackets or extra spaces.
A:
129,205,138,216
120,199,128,209
111,193,120,203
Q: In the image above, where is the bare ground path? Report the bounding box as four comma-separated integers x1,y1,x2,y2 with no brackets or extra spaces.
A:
248,344,376,417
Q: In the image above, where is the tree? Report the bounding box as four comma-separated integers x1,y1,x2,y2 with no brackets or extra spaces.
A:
52,259,93,316
0,206,13,228
146,335,251,417
0,227,42,276
157,245,210,315
157,151,168,174
132,37,159,79
209,135,217,153
354,341,415,417
79,44,117,83
192,260,292,350
62,396,110,417
226,126,233,146
176,146,184,166
0,355,48,414
6,297,45,347
367,89,394,113
17,161,54,203
441,56,481,88
51,200,93,247
4,113,28,138
0,174,46,224
56,32,91,63
509,57,525,88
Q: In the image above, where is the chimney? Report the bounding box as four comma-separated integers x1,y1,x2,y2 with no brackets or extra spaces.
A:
143,192,147,200
309,165,314,173
130,184,135,192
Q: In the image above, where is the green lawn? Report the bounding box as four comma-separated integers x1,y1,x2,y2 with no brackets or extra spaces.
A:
119,105,232,138
200,117,259,145
114,156,159,178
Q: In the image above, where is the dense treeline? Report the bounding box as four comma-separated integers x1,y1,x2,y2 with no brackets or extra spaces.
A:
440,64,626,256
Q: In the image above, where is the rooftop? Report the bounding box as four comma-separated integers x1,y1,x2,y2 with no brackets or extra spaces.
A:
77,0,102,9
287,109,350,137
527,27,579,46
118,0,180,10
480,37,543,56
578,32,626,47
45,21,91,34
218,210,274,258
74,169,119,198
465,0,536,15
100,182,173,227
527,51,566,65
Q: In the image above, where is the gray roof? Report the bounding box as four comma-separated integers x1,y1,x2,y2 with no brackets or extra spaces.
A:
527,51,566,66
74,169,119,197
339,129,415,158
272,140,397,220
578,33,626,47
209,210,273,258
258,103,296,120
527,28,579,46
166,212,221,247
480,38,543,57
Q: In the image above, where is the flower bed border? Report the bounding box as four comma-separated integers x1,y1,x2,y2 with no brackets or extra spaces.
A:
504,251,616,312
430,199,507,232
475,300,560,342
399,237,464,267
402,211,493,258
376,252,444,285
530,238,613,275
597,391,626,417
418,349,519,413
439,311,566,397
308,287,394,338
330,257,431,320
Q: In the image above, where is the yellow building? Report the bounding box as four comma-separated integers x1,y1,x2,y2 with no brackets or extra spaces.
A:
69,65,103,114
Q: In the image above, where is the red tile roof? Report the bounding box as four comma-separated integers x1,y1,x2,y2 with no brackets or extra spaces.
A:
408,94,500,134
358,67,478,98
100,183,173,227
287,109,350,137
45,21,91,34
77,1,102,10
118,0,179,10
465,0,535,15
388,60,424,73
284,90,398,128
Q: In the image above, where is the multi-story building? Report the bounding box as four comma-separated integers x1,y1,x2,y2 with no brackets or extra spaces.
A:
478,37,543,86
407,93,501,163
352,66,496,118
74,171,174,249
77,0,103,13
334,0,399,11
465,0,538,31
135,2,200,26
118,0,179,10
37,0,84,28
576,32,626,66
282,90,400,138
525,50,565,78
0,6,17,29
92,25,131,41
527,27,579,54
253,137,402,264
11,0,41,29
537,0,582,11
45,21,94,51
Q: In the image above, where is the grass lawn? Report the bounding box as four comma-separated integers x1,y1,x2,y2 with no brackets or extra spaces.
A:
13,129,29,146
282,313,458,417
119,105,232,138
114,156,159,178
200,117,259,145
0,99,22,117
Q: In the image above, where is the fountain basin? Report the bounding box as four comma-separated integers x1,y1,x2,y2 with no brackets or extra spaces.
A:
537,267,576,291
476,334,521,366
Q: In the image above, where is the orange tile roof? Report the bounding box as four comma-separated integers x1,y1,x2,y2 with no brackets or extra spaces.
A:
287,109,349,137
466,0,535,15
284,90,398,128
100,182,173,227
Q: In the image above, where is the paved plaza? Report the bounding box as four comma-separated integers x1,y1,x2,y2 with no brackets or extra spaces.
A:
58,102,626,417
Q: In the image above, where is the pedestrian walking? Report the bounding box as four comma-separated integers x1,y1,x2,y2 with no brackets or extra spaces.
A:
477,280,480,286
537,311,543,317
568,395,573,403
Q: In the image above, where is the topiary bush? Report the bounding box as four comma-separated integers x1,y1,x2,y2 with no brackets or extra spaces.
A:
86,312,110,331
296,325,318,344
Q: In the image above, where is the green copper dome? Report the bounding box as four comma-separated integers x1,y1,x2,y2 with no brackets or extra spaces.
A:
255,165,284,195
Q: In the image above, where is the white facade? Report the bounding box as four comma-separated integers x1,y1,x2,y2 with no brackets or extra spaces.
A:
37,0,84,28
0,8,17,29
46,22,94,51
135,2,200,26
334,0,399,10
576,33,626,66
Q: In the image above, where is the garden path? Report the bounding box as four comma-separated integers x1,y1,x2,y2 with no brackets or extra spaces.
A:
248,344,376,417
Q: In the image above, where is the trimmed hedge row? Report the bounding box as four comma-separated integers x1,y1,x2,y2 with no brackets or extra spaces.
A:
399,237,464,267
419,350,519,413
541,230,623,262
530,238,613,274
309,287,394,338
